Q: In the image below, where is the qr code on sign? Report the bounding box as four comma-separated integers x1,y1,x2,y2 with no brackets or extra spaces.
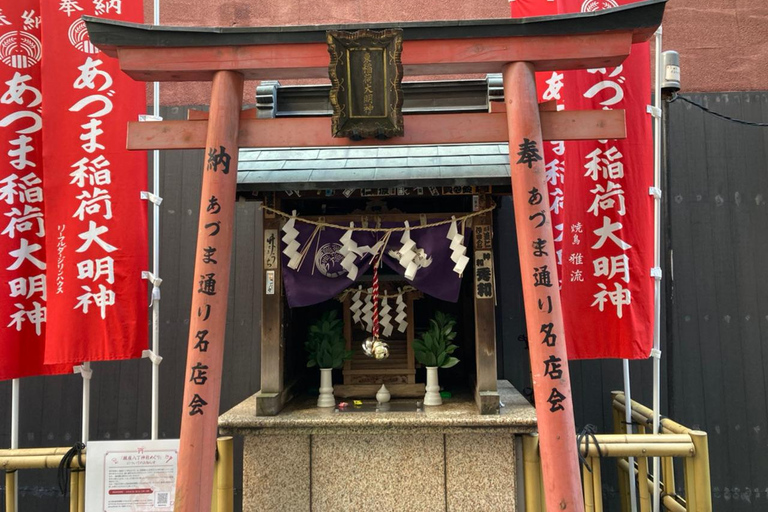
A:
155,492,170,507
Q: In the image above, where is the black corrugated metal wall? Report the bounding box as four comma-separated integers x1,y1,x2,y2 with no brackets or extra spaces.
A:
1,94,767,510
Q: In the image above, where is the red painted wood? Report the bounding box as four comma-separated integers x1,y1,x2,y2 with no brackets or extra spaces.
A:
502,62,584,512
174,70,244,511
115,31,632,81
126,110,625,150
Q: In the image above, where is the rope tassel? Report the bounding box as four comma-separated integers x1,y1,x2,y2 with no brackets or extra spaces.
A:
447,216,469,276
281,210,302,270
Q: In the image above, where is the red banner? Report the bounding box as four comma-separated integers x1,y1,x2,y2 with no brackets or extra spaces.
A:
0,2,70,379
41,0,148,364
511,0,654,359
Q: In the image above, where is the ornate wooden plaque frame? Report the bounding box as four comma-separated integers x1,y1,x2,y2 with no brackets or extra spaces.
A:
327,29,404,139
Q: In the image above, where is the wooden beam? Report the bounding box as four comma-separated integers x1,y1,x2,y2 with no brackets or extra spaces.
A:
126,110,625,150
115,32,631,82
188,100,557,121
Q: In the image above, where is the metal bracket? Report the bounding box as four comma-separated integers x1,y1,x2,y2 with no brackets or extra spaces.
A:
256,80,281,119
138,114,163,122
486,73,504,105
646,105,662,118
142,271,163,304
73,365,93,380
142,349,164,365
648,186,662,199
140,191,163,205
650,267,662,280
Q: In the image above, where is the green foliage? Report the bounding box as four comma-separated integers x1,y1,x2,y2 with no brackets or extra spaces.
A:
305,310,353,369
412,311,460,369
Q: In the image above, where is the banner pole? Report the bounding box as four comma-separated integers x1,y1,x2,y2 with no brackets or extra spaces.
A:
81,361,91,443
622,360,638,512
502,61,584,512
651,25,664,512
11,378,19,510
150,0,161,443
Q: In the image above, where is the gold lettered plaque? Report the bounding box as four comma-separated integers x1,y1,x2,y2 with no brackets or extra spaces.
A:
327,29,404,139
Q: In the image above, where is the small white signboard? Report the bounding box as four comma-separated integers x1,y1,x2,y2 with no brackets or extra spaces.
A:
86,439,179,511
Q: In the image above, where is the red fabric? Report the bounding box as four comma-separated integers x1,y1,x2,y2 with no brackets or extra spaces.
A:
0,1,70,379
41,0,148,364
511,0,654,359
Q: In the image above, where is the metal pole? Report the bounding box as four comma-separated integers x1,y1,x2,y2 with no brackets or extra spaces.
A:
150,0,161,443
10,378,18,511
623,361,638,512
651,25,664,512
81,362,91,443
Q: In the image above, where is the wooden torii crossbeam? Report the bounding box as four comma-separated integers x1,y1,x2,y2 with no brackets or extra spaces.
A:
85,1,665,510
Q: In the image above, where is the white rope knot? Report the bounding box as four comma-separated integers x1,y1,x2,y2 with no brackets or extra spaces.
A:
389,220,432,281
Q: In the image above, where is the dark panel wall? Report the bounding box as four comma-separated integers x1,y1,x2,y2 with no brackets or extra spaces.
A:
667,92,768,511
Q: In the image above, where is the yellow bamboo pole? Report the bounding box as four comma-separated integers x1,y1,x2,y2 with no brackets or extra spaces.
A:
583,434,691,444
77,470,85,512
583,461,595,512
522,434,543,512
613,393,689,435
636,455,651,512
592,456,603,512
612,401,630,512
578,443,693,458
69,471,79,512
618,459,688,512
0,447,76,457
216,437,234,512
0,455,86,471
690,431,712,512
684,455,698,512
663,456,676,500
5,470,16,512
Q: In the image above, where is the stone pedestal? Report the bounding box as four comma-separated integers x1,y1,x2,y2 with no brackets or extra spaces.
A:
220,381,536,512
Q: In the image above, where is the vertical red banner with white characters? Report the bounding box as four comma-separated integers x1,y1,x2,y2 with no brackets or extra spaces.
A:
511,0,654,359
41,0,148,364
0,2,69,379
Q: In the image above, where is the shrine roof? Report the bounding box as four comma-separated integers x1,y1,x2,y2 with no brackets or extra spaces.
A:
84,0,665,55
237,144,511,191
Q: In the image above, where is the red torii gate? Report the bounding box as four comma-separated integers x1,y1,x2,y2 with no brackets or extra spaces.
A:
86,2,665,510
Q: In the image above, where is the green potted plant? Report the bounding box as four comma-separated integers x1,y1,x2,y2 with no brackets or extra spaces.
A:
412,311,459,406
305,310,353,407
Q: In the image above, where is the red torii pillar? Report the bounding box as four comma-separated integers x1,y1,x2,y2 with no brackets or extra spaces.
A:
503,61,583,512
175,70,244,510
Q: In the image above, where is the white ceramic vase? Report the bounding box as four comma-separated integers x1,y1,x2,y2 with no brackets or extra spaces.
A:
376,384,391,403
424,366,442,406
317,368,335,407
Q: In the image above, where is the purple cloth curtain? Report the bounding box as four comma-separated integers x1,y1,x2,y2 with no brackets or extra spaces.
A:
281,220,467,308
